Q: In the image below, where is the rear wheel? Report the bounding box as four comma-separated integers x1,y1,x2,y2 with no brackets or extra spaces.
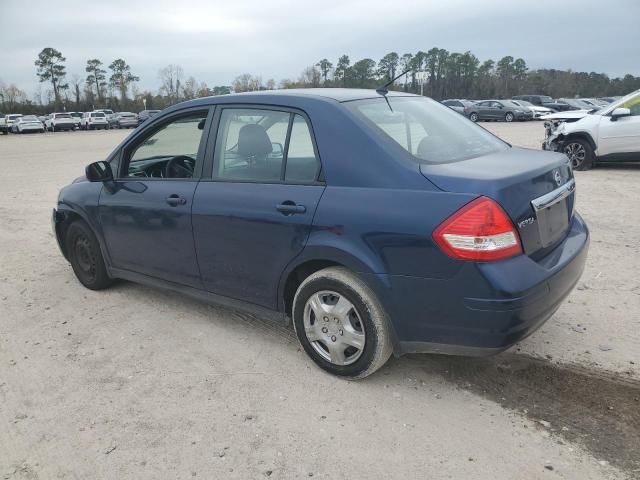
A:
65,221,113,290
292,267,392,379
563,138,594,171
469,112,479,122
505,112,514,122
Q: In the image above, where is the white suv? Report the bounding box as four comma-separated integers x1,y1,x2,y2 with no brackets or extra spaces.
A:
543,89,640,170
45,113,76,132
80,111,109,130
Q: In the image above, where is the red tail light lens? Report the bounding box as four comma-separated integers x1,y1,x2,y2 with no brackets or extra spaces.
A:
433,197,522,261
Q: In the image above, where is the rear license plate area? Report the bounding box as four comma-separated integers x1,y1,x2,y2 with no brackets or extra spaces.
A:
536,198,569,248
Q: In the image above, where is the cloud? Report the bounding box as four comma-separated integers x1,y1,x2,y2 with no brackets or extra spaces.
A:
1,0,638,96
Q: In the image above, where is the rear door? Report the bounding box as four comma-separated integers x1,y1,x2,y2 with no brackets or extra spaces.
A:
192,107,324,309
99,107,213,287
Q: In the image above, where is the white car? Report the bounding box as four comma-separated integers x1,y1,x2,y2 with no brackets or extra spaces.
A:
95,109,114,128
543,89,640,170
80,111,109,130
511,100,554,119
1,114,23,134
69,112,83,129
11,115,45,134
45,113,76,132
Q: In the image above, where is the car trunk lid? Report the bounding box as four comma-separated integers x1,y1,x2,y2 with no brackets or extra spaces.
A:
420,147,575,257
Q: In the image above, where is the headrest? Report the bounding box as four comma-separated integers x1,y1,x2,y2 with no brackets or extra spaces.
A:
417,135,447,160
238,124,272,158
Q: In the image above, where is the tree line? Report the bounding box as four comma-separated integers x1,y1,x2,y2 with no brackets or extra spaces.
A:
1,46,639,115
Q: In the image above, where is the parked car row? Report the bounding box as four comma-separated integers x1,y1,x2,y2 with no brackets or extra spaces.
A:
442,95,616,122
1,109,163,134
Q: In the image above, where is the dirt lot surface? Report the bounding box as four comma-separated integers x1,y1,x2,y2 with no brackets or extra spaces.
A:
1,124,638,479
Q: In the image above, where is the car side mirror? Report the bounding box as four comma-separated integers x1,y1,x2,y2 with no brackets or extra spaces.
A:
86,161,114,182
610,107,631,121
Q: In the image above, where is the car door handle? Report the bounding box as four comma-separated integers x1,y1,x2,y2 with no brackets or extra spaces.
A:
276,202,306,215
166,194,187,206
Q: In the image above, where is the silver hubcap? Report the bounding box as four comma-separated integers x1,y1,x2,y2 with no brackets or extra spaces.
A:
564,142,586,167
506,113,513,122
303,290,365,366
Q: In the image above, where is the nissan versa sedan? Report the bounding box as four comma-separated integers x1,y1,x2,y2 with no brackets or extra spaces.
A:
53,89,589,378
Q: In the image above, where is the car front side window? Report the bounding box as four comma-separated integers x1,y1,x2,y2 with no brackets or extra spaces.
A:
123,111,208,179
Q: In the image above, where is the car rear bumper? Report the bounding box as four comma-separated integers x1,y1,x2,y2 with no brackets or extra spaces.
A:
386,212,589,356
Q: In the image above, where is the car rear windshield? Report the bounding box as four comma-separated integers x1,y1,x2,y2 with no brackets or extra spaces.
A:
91,112,105,117
346,96,508,164
55,114,71,119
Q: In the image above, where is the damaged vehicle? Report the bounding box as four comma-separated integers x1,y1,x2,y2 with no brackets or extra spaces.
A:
543,89,640,170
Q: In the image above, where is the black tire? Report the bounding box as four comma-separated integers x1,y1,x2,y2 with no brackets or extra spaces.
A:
562,137,594,171
65,221,113,290
292,267,392,379
469,112,479,122
504,112,514,122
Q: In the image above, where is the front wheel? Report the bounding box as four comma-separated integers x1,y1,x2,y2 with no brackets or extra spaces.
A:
65,221,113,290
505,112,514,122
292,267,392,379
563,138,594,171
469,112,479,122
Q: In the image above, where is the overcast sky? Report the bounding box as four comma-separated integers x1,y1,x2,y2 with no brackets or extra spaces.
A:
1,0,638,96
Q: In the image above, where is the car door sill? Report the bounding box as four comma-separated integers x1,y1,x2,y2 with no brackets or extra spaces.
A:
109,267,288,325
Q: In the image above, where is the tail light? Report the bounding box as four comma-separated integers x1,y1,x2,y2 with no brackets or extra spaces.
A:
433,197,522,262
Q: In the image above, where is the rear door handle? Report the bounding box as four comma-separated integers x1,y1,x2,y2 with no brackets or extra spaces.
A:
276,202,306,215
166,194,187,206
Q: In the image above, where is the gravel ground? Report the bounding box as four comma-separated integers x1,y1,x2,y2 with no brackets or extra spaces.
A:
0,124,638,479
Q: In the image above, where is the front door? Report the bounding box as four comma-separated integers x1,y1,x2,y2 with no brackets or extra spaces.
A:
99,108,212,288
192,107,325,309
598,93,640,157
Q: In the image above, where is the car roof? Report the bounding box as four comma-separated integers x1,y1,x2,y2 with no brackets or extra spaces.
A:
231,88,416,102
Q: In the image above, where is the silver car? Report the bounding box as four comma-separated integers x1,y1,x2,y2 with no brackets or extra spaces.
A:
114,112,138,129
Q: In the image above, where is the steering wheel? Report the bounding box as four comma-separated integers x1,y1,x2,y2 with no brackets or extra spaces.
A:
164,155,195,178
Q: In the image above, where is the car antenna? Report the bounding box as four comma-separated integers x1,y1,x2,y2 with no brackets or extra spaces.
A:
376,68,413,95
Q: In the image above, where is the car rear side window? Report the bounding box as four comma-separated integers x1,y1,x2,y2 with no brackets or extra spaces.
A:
213,108,320,184
285,115,320,183
346,97,507,164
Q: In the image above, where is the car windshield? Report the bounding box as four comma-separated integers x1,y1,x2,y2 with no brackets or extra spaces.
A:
540,96,553,103
346,96,508,164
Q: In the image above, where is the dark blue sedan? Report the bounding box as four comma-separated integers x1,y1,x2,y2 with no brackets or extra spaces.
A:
53,89,589,378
